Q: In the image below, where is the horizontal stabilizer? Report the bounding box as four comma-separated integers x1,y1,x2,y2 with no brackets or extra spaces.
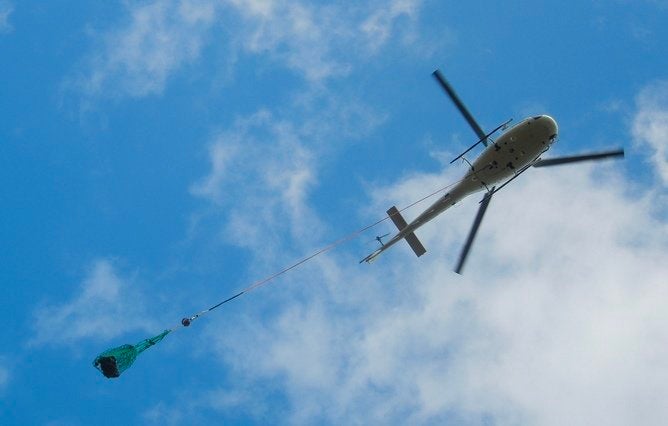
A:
387,206,427,258
387,206,409,231
405,232,427,257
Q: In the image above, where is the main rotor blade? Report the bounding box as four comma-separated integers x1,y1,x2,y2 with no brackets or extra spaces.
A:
533,149,624,168
455,190,493,274
432,69,488,144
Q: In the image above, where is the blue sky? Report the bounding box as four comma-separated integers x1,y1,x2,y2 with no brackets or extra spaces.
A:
2,0,668,424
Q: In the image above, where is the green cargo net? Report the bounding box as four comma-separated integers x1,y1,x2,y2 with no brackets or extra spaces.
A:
93,330,170,378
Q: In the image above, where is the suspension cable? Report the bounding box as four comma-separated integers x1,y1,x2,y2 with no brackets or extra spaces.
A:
172,167,507,330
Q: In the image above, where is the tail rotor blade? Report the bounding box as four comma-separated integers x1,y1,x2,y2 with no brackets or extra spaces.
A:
455,190,493,274
373,233,390,244
533,148,624,168
432,69,488,143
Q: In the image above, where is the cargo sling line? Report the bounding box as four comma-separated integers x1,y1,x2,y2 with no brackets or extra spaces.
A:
93,167,510,378
176,175,471,328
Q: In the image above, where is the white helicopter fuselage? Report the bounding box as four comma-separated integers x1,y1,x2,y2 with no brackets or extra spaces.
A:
366,115,558,260
446,114,559,204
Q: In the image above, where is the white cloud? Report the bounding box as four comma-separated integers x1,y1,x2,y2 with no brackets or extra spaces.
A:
189,92,386,262
77,0,218,98
361,0,422,52
190,145,668,426
30,259,156,346
224,1,350,82
224,0,424,82
633,80,668,186
190,109,320,253
0,1,13,34
73,0,427,99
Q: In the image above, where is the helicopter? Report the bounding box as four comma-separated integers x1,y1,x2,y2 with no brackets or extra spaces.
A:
361,69,624,274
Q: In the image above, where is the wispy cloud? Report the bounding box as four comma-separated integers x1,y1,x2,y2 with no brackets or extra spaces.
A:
71,0,427,100
190,109,321,255
188,81,387,261
223,0,425,82
30,259,156,346
361,0,422,52
75,0,218,98
633,80,668,186
0,0,13,34
224,1,352,82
